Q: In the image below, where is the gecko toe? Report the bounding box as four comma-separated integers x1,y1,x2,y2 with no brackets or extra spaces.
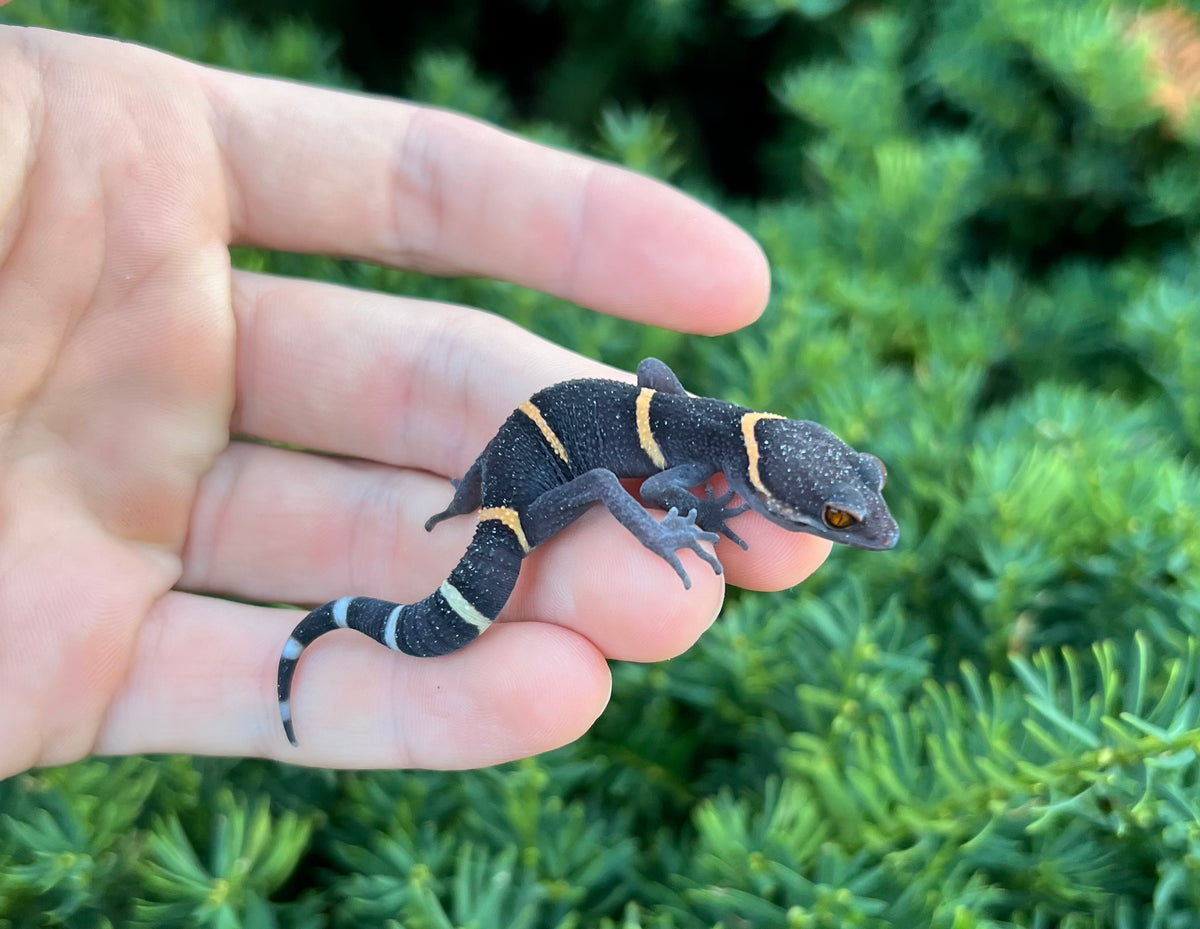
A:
670,555,692,589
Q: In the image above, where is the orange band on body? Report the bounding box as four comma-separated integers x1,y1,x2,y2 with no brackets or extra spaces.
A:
519,401,569,464
636,388,667,469
740,411,785,498
478,506,531,553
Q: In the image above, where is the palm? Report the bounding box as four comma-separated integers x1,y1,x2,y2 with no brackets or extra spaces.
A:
0,36,235,772
0,27,824,779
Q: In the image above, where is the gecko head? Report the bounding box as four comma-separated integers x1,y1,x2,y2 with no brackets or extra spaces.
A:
736,417,899,551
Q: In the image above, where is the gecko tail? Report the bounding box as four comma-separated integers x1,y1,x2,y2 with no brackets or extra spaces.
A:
276,593,482,746
278,521,526,746
276,597,375,746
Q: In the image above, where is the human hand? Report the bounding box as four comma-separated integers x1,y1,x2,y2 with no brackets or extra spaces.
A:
0,26,830,777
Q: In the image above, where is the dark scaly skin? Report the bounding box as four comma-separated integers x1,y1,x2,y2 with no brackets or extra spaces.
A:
277,358,899,745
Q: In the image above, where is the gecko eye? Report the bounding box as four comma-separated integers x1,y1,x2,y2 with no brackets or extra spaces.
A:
823,505,859,530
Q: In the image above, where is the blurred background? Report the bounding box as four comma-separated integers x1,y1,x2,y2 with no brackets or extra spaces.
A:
3,1,1200,926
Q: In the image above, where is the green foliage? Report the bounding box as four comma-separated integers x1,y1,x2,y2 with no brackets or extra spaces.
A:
0,759,160,927
134,789,316,928
322,762,637,928
4,0,1200,926
1,0,345,82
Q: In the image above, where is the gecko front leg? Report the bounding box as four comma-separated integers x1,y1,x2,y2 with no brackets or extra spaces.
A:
640,463,751,549
524,468,722,588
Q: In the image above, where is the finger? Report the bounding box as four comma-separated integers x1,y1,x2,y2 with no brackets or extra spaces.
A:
229,271,613,477
197,65,769,334
95,592,612,768
710,515,833,591
181,442,471,606
182,442,729,662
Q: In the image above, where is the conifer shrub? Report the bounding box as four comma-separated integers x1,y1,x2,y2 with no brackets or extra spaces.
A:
3,0,1200,926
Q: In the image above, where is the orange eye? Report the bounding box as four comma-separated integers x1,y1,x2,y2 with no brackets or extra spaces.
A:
823,505,859,530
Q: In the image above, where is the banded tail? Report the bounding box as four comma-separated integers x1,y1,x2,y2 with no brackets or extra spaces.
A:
278,520,525,745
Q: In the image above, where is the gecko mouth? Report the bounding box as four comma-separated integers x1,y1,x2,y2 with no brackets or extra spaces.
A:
761,493,827,532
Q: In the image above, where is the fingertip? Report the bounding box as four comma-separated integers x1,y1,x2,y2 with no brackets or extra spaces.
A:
702,221,772,333
487,622,613,751
576,169,771,335
717,522,833,591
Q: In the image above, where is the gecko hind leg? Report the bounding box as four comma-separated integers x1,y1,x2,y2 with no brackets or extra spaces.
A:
425,459,483,531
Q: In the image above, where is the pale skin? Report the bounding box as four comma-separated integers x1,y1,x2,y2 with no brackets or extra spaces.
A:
0,24,832,780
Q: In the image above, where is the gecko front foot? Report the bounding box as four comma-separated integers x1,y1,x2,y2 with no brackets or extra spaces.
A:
654,507,723,589
692,485,751,550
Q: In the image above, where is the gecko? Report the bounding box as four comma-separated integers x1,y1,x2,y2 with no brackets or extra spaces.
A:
277,357,899,744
